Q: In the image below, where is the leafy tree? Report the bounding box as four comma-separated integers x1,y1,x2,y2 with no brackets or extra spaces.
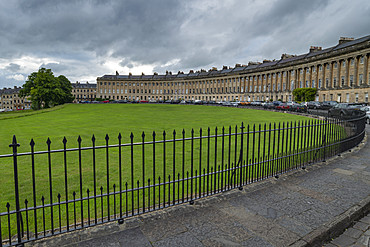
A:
19,68,74,109
292,88,318,102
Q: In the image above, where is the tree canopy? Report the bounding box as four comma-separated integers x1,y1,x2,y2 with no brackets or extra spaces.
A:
292,88,318,102
19,68,74,109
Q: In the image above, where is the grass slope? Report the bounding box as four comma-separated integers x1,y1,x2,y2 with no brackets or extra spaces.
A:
0,104,307,154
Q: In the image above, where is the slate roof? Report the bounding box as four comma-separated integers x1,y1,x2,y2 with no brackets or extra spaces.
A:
71,83,96,89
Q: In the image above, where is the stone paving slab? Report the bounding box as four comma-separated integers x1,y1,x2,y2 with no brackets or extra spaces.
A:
27,127,370,247
325,212,370,247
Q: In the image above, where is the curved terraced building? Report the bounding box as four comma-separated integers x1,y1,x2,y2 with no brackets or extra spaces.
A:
97,35,370,103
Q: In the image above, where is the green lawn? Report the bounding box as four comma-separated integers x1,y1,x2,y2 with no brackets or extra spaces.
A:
0,103,313,240
0,103,309,154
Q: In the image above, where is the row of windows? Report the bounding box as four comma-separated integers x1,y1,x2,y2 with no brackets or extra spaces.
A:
75,95,96,99
0,95,18,99
0,99,25,104
73,89,96,93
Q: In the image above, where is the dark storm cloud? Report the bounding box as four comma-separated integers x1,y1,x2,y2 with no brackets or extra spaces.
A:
0,0,369,88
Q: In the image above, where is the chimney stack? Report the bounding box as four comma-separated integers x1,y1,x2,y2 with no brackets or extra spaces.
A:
309,46,322,53
339,37,354,45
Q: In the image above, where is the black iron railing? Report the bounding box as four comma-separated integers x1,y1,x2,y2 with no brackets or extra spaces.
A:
0,115,366,246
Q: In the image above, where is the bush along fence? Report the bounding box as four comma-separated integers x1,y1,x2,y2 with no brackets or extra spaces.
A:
0,114,366,246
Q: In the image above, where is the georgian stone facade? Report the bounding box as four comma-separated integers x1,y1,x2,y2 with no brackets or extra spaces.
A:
71,82,97,103
0,86,31,111
97,35,370,103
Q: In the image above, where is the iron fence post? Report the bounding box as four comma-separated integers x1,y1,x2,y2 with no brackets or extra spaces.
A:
9,135,22,245
239,123,245,190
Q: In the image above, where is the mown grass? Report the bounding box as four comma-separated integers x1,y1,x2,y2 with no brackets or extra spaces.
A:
0,103,313,239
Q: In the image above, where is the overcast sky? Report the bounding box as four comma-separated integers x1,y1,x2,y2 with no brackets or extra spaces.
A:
0,0,369,88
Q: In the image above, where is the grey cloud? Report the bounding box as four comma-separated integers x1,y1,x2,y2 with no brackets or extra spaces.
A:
5,63,21,72
40,63,70,73
0,0,369,89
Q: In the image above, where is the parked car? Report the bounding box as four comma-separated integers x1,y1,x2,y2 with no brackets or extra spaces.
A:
328,103,364,119
263,102,275,109
290,103,307,113
276,103,290,110
321,101,338,110
250,101,263,106
118,99,128,103
140,100,149,103
306,101,321,109
272,101,282,106
194,100,203,105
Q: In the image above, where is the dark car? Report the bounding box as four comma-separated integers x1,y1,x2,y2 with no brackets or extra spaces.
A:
290,103,307,113
118,99,128,103
276,103,290,110
321,101,338,110
306,101,321,109
328,103,364,119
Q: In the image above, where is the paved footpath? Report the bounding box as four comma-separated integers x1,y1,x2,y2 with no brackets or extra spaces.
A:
29,127,370,247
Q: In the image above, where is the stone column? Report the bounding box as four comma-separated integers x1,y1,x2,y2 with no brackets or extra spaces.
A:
294,69,298,90
323,63,327,89
354,56,358,87
363,54,369,85
337,60,342,87
328,62,332,88
315,64,319,89
345,58,350,87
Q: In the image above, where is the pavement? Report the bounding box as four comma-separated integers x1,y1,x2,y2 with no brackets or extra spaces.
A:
28,126,370,247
